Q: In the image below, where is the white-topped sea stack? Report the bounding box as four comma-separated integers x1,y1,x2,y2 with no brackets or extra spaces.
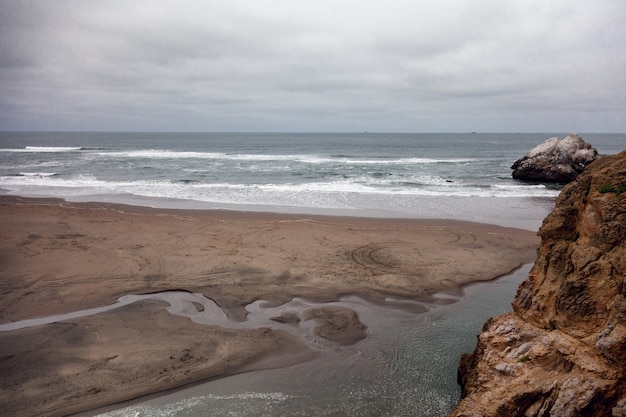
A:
511,134,598,183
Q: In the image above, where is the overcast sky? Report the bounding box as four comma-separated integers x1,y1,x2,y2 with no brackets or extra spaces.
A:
1,0,625,132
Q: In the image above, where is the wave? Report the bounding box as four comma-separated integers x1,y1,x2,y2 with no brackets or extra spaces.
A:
0,146,107,153
256,180,559,198
99,150,225,159
24,146,84,152
306,157,474,165
17,172,58,177
99,392,291,416
0,174,560,201
0,144,473,169
95,149,475,166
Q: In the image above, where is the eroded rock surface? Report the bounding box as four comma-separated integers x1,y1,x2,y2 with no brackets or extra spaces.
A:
450,150,626,417
511,134,597,183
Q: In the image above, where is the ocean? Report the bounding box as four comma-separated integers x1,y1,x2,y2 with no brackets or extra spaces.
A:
2,132,623,229
2,132,624,416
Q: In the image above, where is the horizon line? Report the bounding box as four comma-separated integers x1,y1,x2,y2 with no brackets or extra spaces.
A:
1,130,625,135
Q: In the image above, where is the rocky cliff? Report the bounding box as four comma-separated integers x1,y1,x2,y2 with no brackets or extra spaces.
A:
449,150,626,417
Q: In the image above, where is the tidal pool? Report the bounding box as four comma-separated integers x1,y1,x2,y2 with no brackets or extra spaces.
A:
80,264,531,417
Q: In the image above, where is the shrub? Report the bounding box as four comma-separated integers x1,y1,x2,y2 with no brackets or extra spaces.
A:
599,184,615,193
599,183,626,195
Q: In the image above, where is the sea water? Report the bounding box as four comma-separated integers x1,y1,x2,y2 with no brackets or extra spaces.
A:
2,132,623,228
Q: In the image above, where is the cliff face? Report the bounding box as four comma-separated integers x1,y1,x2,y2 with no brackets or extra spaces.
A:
449,150,626,417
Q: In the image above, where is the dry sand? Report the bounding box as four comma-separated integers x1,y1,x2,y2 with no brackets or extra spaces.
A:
0,196,539,416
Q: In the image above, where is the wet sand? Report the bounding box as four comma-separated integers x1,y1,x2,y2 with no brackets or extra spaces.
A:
0,196,539,416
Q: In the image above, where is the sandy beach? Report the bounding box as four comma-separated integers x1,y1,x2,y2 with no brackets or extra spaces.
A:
0,196,539,416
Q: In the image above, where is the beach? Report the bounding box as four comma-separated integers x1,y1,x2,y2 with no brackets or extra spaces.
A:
0,195,539,416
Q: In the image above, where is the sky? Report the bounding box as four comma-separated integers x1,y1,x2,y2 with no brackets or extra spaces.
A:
1,0,625,133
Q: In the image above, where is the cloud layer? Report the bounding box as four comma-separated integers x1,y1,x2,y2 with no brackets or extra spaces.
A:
1,0,625,132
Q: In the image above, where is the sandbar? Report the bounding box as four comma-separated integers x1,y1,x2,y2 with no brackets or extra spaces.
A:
0,196,539,416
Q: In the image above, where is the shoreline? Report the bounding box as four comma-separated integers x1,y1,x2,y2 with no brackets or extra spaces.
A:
0,195,539,416
0,189,555,231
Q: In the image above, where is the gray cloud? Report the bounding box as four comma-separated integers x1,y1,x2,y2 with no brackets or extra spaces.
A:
1,0,625,132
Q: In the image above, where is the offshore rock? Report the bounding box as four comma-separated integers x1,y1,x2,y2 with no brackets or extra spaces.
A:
449,150,626,417
511,134,597,183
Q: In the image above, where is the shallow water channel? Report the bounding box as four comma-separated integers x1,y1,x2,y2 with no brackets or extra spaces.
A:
67,264,531,417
